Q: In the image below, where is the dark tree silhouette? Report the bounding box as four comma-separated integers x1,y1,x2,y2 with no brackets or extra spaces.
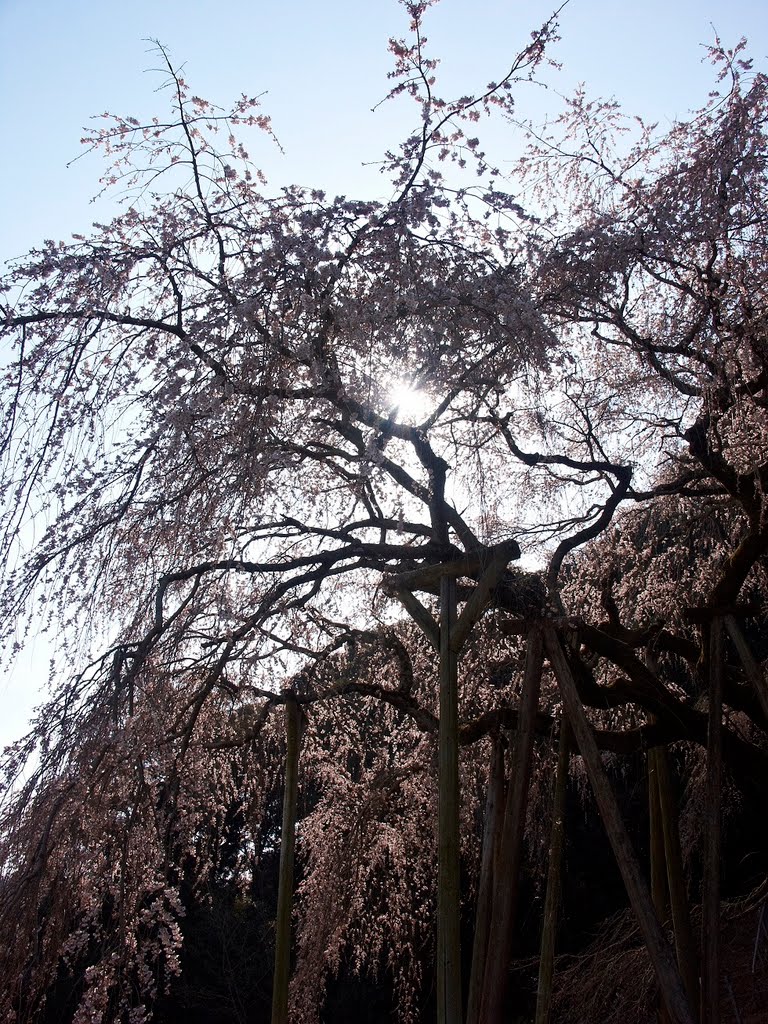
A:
1,4,767,1022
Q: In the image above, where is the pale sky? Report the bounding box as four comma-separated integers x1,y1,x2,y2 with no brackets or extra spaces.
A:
0,0,766,748
2,0,766,255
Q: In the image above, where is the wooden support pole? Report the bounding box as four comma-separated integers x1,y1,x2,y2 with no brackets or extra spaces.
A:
544,628,694,1024
649,749,668,920
467,734,506,1024
392,586,440,650
388,539,520,594
479,628,544,1024
701,617,723,1024
452,546,516,653
534,717,571,1024
271,696,301,1024
644,651,699,1017
656,747,700,1018
724,614,768,722
649,747,670,1024
437,574,462,1024
389,548,520,1024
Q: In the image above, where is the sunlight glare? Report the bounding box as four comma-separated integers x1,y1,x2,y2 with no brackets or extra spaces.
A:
387,381,431,424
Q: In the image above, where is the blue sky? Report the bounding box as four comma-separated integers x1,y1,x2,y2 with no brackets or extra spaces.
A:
2,0,766,257
0,0,766,747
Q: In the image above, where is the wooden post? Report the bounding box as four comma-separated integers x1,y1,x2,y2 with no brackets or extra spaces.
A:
271,696,301,1024
437,573,462,1024
724,614,768,722
656,747,699,1018
467,734,506,1024
544,628,694,1024
649,749,668,917
701,617,723,1024
649,747,670,1024
389,545,518,1024
479,628,544,1024
534,717,571,1024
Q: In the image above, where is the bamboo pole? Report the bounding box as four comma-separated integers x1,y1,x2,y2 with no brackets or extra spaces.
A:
544,627,694,1024
534,716,571,1024
271,696,301,1024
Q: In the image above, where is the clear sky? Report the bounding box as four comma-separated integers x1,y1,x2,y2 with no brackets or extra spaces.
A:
0,0,766,748
2,0,766,257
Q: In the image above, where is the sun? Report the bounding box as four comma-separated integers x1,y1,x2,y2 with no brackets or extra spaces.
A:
386,381,431,424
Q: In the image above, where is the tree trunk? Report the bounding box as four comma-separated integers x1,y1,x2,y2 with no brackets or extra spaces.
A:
701,618,723,1024
271,696,301,1024
479,627,544,1024
437,574,462,1024
534,716,571,1024
544,627,695,1024
466,734,506,1024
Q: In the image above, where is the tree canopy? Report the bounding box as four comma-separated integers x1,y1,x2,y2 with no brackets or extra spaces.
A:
1,4,767,1023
